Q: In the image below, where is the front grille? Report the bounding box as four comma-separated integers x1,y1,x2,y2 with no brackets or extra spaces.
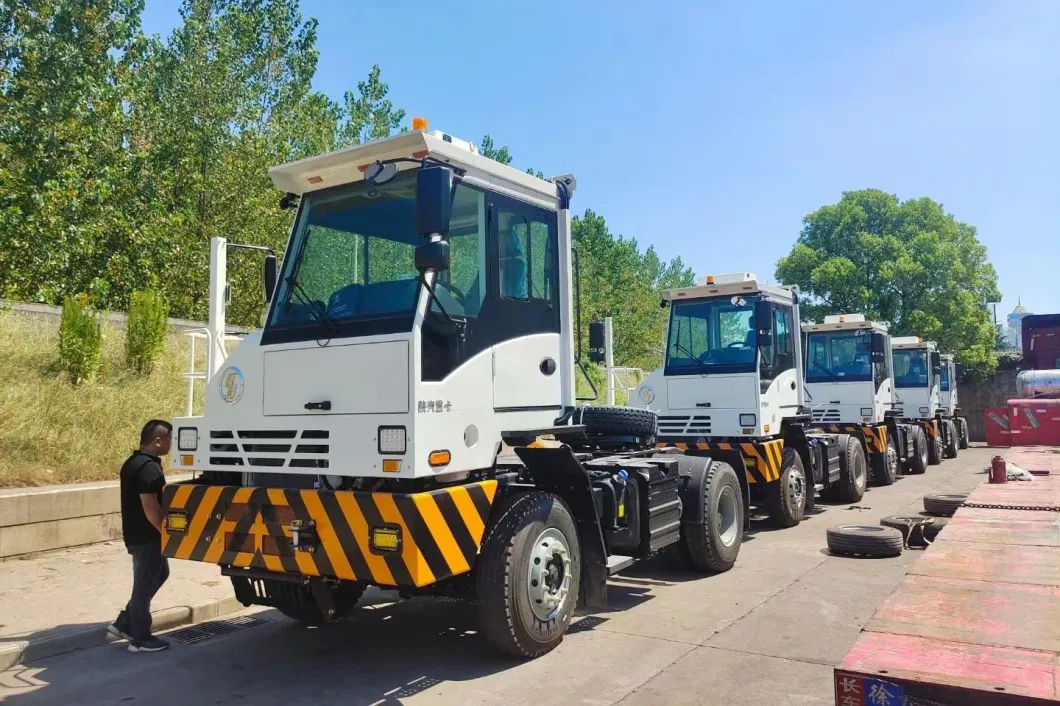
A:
812,408,842,422
658,415,711,437
223,503,299,525
225,532,255,553
207,429,330,469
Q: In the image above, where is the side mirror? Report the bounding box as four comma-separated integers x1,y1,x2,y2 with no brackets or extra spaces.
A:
872,350,885,363
871,332,886,353
416,166,452,237
754,299,773,348
930,351,941,374
414,239,450,273
263,253,278,302
955,362,965,380
588,320,605,363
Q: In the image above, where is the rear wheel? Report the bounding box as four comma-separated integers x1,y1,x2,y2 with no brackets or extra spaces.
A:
927,423,943,465
906,427,928,475
871,435,898,486
836,436,867,502
476,492,581,658
957,417,970,449
766,447,806,528
943,420,959,459
676,460,743,573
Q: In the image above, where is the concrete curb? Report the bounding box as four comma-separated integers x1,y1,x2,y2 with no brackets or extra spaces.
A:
0,594,244,670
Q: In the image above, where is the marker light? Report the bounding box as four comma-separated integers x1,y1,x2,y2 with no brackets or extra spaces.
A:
412,117,428,131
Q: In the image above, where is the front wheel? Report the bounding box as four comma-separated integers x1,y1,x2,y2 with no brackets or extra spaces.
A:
475,492,581,658
906,427,928,475
766,447,806,528
871,435,898,486
836,436,868,502
943,420,959,459
927,423,943,465
957,417,970,449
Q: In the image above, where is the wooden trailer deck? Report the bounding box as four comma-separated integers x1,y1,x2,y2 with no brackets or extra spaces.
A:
834,447,1060,705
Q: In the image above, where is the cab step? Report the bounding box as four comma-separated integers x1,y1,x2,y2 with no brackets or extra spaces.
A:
606,554,635,575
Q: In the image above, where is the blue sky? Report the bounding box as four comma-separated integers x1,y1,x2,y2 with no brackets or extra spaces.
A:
143,1,1059,321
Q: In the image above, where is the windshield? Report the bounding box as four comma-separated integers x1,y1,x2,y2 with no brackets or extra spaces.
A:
806,331,872,383
268,170,421,333
893,349,929,388
665,297,756,375
940,363,950,392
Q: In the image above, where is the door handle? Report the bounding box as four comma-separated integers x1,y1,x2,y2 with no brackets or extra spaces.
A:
305,401,332,411
696,402,711,408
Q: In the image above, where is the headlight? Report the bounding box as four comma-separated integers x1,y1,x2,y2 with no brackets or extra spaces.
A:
860,408,873,417
378,426,406,454
177,427,198,451
919,407,930,415
739,413,757,427
638,386,655,405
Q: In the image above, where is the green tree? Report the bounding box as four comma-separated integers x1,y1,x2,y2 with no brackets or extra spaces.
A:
336,64,405,147
478,135,512,165
775,189,1001,378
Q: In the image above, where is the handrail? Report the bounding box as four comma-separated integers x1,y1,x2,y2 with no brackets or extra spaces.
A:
182,327,245,417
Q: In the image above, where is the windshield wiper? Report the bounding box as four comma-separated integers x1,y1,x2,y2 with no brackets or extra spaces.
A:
286,277,338,334
671,320,709,374
809,358,842,381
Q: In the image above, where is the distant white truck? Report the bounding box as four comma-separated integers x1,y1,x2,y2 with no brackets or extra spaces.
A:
803,314,928,483
939,353,970,451
890,337,961,464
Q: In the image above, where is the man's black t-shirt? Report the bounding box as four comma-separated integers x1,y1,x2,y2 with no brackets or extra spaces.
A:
120,451,166,547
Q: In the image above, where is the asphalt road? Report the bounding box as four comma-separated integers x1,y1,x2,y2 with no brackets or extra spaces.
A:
0,447,993,706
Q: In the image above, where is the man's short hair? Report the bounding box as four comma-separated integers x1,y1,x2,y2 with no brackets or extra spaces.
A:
140,419,173,446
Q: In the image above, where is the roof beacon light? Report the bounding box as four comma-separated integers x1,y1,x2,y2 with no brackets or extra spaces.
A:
700,272,756,286
823,313,865,324
411,117,428,132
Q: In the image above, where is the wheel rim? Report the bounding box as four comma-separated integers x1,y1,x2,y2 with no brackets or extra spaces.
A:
786,464,805,511
716,485,739,547
853,451,867,490
886,445,898,479
527,528,573,621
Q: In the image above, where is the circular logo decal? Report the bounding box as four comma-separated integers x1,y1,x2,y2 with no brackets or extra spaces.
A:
218,367,245,405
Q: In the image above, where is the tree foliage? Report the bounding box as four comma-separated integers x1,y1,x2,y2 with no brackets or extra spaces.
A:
776,189,1001,378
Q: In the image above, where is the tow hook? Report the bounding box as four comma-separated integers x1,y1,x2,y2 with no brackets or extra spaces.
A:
290,519,319,553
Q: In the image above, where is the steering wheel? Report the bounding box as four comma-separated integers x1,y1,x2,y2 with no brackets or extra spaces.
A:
726,341,745,348
433,281,469,313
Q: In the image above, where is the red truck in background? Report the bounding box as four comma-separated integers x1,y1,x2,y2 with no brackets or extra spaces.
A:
1022,313,1060,371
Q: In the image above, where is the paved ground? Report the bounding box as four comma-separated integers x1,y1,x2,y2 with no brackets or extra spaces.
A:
0,447,994,706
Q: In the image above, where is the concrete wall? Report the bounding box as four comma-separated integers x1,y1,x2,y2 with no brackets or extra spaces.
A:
0,299,247,333
959,369,1019,442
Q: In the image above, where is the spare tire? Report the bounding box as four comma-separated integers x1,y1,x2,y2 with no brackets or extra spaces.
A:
826,525,903,558
575,406,657,439
923,493,967,517
880,515,944,547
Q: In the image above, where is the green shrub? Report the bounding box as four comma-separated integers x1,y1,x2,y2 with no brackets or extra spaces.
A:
58,295,102,384
125,290,170,375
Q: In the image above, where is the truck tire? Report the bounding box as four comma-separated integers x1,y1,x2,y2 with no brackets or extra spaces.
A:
927,423,943,466
836,436,868,502
475,492,581,658
264,579,365,626
943,420,959,459
906,427,928,475
766,447,806,528
923,493,967,517
957,417,970,449
826,525,903,558
675,460,743,573
871,436,898,486
575,406,657,439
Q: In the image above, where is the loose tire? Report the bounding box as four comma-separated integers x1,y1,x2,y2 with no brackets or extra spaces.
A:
957,417,970,449
476,492,581,658
927,423,943,466
675,460,743,573
766,447,807,528
906,426,928,475
880,515,945,547
923,493,967,517
265,580,365,626
943,420,959,459
575,405,657,439
826,525,903,558
836,436,868,502
871,435,899,486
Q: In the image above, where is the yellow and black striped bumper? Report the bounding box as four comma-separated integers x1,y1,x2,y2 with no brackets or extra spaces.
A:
161,481,498,589
820,424,889,454
655,439,785,484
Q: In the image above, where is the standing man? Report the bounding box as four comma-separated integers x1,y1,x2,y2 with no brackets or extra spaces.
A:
109,419,173,653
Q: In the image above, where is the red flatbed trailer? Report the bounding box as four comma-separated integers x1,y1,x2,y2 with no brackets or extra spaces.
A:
834,448,1060,705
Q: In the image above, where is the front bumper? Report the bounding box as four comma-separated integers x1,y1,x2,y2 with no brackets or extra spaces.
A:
161,480,498,589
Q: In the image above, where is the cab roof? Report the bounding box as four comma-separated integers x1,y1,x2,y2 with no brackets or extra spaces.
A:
269,128,571,210
891,336,938,351
662,272,796,303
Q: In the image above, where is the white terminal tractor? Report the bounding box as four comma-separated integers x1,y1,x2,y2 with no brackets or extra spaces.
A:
157,120,761,659
803,314,929,483
890,337,967,463
632,273,873,528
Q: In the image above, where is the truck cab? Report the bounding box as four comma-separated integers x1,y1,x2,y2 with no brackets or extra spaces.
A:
890,336,960,464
